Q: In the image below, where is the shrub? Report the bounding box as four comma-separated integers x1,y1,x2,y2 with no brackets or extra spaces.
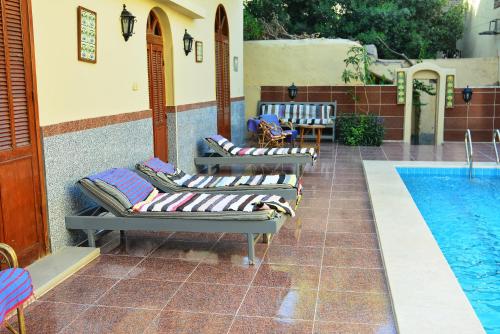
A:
337,113,385,146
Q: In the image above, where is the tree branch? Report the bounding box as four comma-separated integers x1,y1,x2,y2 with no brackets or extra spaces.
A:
376,37,415,66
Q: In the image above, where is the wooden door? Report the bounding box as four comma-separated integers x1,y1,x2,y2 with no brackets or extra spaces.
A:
215,5,231,139
147,12,167,161
0,0,47,266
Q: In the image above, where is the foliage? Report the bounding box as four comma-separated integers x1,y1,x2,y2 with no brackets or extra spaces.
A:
244,10,264,40
337,113,385,146
411,79,437,143
244,0,466,58
341,46,375,85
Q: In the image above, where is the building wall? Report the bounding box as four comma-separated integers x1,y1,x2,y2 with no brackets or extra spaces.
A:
458,0,500,58
30,0,245,251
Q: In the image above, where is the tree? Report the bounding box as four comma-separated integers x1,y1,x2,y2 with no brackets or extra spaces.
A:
244,0,465,59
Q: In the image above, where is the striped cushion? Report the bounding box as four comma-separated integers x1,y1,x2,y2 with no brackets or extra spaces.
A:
0,268,33,323
87,168,154,206
261,103,334,125
134,192,295,217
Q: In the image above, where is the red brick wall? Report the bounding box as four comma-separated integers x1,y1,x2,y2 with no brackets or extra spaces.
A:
260,85,404,140
444,88,499,142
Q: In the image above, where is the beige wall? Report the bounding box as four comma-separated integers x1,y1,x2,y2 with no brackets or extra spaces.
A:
32,0,244,126
244,39,360,119
372,57,499,87
458,0,500,58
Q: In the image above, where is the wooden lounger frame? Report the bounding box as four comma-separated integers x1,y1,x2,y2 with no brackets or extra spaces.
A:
65,182,286,264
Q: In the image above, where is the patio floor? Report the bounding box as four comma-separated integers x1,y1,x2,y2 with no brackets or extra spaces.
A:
6,142,498,334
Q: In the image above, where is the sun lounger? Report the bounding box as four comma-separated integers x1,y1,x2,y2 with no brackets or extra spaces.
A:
136,158,302,203
194,135,317,177
65,168,294,264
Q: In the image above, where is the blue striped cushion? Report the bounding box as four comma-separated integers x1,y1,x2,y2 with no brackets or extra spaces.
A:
0,268,33,323
87,168,154,205
143,158,175,175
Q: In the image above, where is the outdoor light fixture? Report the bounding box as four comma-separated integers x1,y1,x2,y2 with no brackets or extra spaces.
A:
462,86,473,104
183,29,194,56
120,4,136,41
479,19,500,35
288,83,298,100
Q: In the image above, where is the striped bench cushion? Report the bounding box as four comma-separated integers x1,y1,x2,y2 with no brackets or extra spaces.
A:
261,103,335,125
0,268,33,323
134,192,295,217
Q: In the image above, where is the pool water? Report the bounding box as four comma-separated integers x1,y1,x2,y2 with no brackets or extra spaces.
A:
398,168,500,334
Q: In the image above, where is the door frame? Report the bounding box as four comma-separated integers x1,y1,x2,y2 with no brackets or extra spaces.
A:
214,4,231,139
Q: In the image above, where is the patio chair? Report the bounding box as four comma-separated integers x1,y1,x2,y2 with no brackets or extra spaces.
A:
136,158,302,203
66,168,294,264
259,114,298,144
0,243,34,334
194,135,317,177
258,120,287,148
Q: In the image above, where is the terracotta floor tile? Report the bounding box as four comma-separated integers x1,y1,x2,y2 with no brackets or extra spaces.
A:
60,306,157,334
209,241,268,265
330,200,371,210
0,301,88,334
324,232,379,249
187,260,258,285
229,316,313,334
96,278,181,309
145,311,233,334
273,229,325,247
299,197,331,208
238,286,317,320
265,245,323,266
326,220,375,233
127,258,198,282
169,232,223,243
253,264,320,289
313,321,397,334
322,248,383,268
41,275,117,304
316,291,393,324
76,254,142,278
100,236,165,257
150,240,215,262
284,217,328,232
166,282,247,314
320,267,387,293
295,208,329,222
329,209,373,220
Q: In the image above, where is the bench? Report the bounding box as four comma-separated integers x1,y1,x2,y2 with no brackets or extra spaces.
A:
257,101,337,142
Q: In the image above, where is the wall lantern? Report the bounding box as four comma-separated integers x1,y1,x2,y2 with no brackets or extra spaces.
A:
120,4,136,41
462,86,473,104
288,83,298,100
479,19,499,35
183,29,194,56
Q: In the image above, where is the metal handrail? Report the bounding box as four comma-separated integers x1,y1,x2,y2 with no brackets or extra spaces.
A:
465,129,473,179
493,129,500,164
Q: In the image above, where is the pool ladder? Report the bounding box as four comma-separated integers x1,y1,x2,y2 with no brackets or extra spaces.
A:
465,129,473,179
494,129,500,164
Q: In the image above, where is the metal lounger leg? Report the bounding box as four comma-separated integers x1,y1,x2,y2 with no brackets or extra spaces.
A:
247,233,255,265
262,233,272,244
17,307,26,334
87,229,96,247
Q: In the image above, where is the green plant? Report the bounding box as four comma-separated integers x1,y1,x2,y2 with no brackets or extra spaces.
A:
243,10,264,40
341,46,375,113
337,113,385,146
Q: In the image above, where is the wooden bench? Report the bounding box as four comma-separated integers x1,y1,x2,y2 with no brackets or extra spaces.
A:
257,101,337,142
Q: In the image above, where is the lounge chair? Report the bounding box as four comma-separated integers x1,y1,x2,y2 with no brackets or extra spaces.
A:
135,158,302,203
194,135,317,177
65,168,294,264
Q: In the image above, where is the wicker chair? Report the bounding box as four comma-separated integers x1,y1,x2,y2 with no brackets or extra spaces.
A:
0,243,33,334
258,120,287,148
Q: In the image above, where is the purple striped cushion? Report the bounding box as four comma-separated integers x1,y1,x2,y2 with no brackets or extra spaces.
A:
211,134,225,142
87,168,154,205
0,268,33,323
143,158,175,175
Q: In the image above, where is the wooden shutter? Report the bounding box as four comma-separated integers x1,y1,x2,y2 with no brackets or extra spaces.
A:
0,0,31,152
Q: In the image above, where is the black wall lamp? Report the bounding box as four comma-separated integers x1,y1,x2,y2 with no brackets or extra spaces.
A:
462,86,473,104
479,19,499,35
183,29,194,55
120,4,136,41
288,83,298,100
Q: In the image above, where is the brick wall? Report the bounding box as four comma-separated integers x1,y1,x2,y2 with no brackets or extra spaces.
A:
261,85,404,140
445,87,499,142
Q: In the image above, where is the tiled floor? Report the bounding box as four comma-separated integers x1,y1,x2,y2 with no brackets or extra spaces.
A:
8,142,498,334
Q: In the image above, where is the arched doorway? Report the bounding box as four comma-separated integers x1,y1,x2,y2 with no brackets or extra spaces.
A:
215,5,231,139
147,11,168,161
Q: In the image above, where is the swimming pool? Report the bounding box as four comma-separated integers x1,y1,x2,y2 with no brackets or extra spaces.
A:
398,167,500,334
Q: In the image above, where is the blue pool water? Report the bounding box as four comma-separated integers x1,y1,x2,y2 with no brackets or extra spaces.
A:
398,168,500,333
